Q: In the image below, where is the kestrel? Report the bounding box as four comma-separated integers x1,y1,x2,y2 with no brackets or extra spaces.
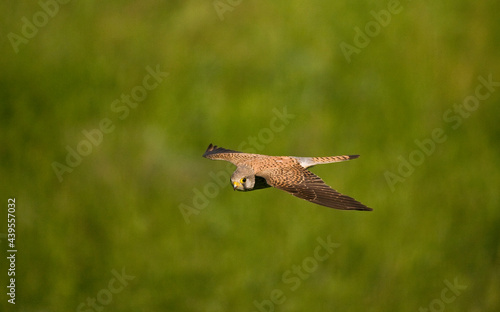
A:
203,144,372,211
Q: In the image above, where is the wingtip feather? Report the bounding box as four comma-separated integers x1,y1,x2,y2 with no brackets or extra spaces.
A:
203,143,216,158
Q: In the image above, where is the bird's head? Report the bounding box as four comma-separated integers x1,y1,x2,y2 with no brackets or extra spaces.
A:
231,167,255,191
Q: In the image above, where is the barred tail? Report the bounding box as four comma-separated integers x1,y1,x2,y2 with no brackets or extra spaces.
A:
294,155,359,168
313,155,359,163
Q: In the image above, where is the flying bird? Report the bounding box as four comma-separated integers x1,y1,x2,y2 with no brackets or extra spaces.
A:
202,144,372,211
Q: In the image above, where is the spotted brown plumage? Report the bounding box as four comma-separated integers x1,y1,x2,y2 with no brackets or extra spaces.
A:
202,143,372,211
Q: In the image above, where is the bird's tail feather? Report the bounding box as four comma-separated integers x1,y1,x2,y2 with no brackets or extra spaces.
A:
295,155,359,168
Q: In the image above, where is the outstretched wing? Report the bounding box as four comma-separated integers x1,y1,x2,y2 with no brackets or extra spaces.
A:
202,143,259,166
261,165,372,211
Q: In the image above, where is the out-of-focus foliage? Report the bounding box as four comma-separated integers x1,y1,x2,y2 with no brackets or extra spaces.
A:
1,0,499,311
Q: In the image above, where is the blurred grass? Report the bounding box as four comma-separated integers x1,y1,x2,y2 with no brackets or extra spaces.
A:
1,0,499,311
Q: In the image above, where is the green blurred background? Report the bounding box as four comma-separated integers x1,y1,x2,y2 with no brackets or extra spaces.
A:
1,0,499,311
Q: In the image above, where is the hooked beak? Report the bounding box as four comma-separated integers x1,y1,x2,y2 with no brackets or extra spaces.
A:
232,181,241,190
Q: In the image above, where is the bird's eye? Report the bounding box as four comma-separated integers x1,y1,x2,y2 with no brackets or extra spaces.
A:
241,178,247,183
